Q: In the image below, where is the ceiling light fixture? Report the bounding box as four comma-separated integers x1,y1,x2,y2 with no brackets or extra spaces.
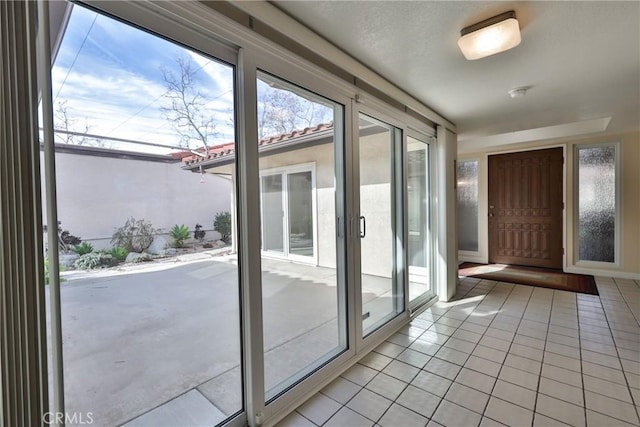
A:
458,11,521,60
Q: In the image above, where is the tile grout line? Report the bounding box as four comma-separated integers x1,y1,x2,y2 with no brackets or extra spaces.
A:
297,276,638,427
592,278,640,425
530,288,555,427
437,279,518,426
575,290,589,427
613,277,640,326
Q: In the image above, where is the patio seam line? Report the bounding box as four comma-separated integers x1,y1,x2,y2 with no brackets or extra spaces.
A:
115,388,215,427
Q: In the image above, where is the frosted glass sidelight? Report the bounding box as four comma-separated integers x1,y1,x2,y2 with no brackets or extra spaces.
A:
577,145,616,262
457,160,479,252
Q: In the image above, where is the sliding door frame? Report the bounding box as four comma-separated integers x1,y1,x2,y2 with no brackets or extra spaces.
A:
406,129,437,312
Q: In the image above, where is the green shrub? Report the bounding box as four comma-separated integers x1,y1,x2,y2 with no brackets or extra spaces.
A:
73,252,115,270
214,211,231,244
111,217,156,253
109,246,128,261
169,224,190,248
130,252,152,263
71,241,94,255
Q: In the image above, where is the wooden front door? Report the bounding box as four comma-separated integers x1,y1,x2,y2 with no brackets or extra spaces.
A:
488,148,563,269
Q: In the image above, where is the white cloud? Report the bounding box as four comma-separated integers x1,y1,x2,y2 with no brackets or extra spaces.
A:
48,3,237,153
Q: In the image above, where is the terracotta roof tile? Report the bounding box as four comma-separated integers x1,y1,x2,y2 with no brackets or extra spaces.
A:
182,122,333,167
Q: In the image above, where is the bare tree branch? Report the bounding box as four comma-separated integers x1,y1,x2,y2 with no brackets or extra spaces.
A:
161,55,219,152
257,84,332,139
54,100,102,146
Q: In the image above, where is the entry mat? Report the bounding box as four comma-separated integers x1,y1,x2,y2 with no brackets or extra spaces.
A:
458,263,599,295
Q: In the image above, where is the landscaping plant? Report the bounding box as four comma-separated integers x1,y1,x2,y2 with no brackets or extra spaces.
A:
213,211,231,244
71,241,94,256
193,223,206,242
169,224,190,248
111,217,156,253
44,222,81,253
109,247,128,262
73,252,115,270
130,252,152,263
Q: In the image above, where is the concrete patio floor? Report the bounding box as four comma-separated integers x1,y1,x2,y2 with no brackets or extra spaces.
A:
47,253,400,426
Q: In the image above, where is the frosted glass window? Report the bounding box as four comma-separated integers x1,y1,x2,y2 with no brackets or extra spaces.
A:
457,160,479,252
577,145,617,262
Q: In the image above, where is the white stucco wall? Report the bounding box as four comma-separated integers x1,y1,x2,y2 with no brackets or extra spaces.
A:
41,150,231,249
358,133,394,279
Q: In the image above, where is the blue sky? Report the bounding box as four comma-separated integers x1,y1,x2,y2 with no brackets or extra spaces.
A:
52,3,236,153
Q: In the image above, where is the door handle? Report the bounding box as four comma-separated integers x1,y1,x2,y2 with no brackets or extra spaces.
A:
489,213,494,217
360,216,366,238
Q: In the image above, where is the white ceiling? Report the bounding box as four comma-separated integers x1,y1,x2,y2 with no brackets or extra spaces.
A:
272,1,640,147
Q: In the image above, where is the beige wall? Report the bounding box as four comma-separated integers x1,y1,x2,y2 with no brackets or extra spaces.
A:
259,143,338,269
207,131,393,276
42,151,231,249
458,131,640,278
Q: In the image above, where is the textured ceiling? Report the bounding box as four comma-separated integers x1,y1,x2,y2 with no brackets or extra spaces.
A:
273,1,640,145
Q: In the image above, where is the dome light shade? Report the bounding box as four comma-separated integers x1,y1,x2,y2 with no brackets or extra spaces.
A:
458,11,521,60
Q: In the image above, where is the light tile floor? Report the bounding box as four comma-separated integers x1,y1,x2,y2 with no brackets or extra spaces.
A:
278,276,640,427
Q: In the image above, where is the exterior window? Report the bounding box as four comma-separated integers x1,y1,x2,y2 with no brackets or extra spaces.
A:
576,144,618,263
457,159,479,252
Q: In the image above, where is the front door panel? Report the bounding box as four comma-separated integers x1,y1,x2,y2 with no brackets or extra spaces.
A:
488,148,563,269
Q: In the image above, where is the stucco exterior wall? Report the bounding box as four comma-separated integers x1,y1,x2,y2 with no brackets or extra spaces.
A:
206,131,394,277
42,150,231,249
259,143,337,269
358,133,394,279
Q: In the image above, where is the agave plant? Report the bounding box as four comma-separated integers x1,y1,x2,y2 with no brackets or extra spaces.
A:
71,241,94,256
169,224,190,248
109,246,128,262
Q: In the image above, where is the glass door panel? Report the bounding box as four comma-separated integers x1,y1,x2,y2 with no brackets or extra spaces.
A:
407,136,433,303
43,3,243,425
261,174,285,254
288,171,314,257
359,114,403,335
257,72,346,401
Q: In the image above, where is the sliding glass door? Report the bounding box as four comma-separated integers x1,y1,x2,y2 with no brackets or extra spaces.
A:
42,3,243,425
358,114,404,336
257,72,347,400
36,3,439,423
260,166,316,262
